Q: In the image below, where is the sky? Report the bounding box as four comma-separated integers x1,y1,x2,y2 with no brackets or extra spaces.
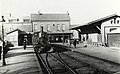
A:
0,0,120,24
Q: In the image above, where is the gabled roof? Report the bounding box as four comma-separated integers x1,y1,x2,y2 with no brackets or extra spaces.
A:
70,14,120,34
70,25,80,29
31,13,70,21
70,14,120,30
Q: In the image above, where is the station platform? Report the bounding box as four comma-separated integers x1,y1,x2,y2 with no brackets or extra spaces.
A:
53,43,120,65
0,46,42,74
0,43,120,74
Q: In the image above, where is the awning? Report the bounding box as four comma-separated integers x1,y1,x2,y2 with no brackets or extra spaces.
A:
47,32,73,35
70,14,120,34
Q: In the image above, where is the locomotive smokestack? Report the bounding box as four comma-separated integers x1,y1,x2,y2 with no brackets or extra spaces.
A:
41,26,43,33
39,26,44,37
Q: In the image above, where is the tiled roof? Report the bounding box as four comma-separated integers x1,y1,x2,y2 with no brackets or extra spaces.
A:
31,13,70,21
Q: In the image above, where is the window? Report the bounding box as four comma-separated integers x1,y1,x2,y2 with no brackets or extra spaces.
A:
8,19,19,22
57,24,60,31
111,20,113,24
56,37,59,41
62,24,65,31
34,24,37,31
17,18,19,21
117,20,119,24
47,24,50,31
23,19,30,22
9,20,13,22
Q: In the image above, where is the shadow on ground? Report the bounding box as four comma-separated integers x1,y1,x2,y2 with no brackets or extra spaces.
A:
5,52,34,58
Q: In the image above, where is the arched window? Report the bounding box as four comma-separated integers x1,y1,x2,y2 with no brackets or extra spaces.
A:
117,20,119,24
34,24,37,31
47,24,50,31
111,20,113,24
62,24,65,31
57,24,60,31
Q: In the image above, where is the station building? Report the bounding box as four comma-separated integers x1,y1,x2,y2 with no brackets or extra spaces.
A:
3,16,33,46
2,13,73,46
70,14,120,47
31,13,72,43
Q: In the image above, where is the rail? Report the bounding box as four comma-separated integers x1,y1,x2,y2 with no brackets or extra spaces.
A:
47,52,78,74
60,51,112,74
37,53,54,74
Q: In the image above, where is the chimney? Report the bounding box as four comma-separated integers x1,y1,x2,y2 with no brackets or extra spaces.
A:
38,11,42,15
9,13,11,17
67,11,69,15
1,16,5,22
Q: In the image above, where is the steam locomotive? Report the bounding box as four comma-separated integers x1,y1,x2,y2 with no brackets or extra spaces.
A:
32,27,51,53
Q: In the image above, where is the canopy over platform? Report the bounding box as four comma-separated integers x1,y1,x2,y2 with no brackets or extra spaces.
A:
70,14,120,34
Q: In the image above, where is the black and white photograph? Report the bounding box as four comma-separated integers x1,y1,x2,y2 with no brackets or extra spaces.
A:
0,0,120,74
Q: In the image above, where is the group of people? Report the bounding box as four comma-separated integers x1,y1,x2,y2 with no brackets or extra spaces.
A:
67,39,77,48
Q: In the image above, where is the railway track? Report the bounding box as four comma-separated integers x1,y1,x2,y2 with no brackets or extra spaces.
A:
35,48,53,74
35,45,120,74
59,52,111,74
47,52,78,74
36,51,78,74
37,51,111,74
51,44,120,73
37,53,53,74
62,50,120,74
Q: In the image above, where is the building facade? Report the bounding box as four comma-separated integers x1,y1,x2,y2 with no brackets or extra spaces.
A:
2,13,73,46
70,14,120,47
4,16,33,46
101,17,120,47
31,13,72,42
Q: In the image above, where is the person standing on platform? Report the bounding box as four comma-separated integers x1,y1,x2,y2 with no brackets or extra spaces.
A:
73,39,77,48
23,39,27,50
0,39,2,60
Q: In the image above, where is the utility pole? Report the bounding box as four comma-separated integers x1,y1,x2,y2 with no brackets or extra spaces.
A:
1,16,6,66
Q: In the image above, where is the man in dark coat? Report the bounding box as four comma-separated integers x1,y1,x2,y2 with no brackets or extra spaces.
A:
23,39,27,50
0,47,1,60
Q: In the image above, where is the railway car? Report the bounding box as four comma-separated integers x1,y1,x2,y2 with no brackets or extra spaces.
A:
32,27,51,53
